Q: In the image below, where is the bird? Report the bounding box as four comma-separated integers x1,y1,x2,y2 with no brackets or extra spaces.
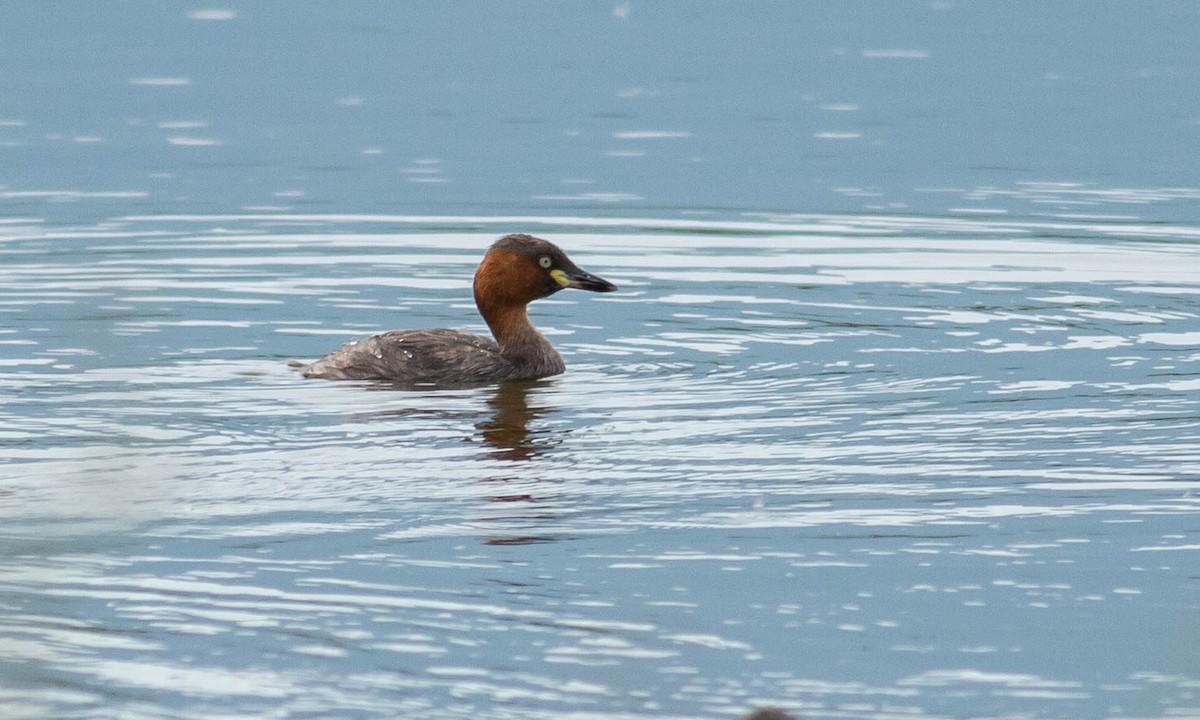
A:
296,233,616,385
740,709,796,720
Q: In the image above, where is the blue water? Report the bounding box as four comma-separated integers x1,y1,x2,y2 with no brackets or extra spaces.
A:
2,3,1200,720
4,2,1199,220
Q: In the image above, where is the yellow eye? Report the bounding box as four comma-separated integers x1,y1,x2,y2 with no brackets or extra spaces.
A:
538,256,552,268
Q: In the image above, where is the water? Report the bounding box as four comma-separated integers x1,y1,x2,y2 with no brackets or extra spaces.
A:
2,4,1200,720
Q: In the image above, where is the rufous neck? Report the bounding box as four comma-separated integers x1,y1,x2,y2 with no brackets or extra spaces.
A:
481,304,537,349
481,303,563,373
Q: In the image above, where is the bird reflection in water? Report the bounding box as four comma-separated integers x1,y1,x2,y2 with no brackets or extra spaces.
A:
475,379,560,463
349,379,571,545
473,379,572,546
349,377,558,461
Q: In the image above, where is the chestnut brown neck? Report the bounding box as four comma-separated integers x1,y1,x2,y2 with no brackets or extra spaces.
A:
479,303,537,348
478,303,564,377
473,249,564,376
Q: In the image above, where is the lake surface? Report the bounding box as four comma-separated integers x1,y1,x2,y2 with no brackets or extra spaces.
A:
2,3,1199,720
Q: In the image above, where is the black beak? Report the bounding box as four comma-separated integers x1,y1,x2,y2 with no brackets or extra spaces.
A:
552,265,617,293
569,269,618,293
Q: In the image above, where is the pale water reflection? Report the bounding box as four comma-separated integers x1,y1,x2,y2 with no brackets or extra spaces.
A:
1,209,1199,719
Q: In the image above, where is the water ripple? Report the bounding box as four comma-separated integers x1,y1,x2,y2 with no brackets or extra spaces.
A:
2,211,1199,719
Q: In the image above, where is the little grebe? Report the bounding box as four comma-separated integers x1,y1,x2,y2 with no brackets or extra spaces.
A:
740,710,795,720
297,234,616,384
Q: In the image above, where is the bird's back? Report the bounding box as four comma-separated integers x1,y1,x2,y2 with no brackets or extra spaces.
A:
299,329,519,384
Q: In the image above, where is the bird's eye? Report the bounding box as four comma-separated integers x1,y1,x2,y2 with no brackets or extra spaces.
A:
538,256,553,268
